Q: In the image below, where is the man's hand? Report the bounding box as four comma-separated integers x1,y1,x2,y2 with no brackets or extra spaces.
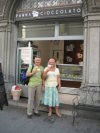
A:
32,66,38,75
41,85,45,92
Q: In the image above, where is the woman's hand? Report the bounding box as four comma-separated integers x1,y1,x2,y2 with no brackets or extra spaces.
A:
57,85,61,93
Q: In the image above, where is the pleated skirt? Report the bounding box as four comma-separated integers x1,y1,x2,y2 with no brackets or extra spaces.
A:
43,87,59,107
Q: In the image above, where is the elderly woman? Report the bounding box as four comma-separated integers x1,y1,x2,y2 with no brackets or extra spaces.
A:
42,57,61,117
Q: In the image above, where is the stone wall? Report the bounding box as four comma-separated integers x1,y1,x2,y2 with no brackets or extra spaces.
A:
0,0,18,93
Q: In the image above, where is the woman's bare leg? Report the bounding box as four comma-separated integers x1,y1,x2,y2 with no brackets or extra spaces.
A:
55,106,62,117
48,107,52,116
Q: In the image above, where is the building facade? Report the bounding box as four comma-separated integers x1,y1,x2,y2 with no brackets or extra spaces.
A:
0,0,100,105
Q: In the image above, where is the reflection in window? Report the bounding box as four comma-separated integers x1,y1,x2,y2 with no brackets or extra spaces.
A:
17,0,83,10
38,0,44,8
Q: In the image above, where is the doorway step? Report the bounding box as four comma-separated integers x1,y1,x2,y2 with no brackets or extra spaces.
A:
8,87,79,116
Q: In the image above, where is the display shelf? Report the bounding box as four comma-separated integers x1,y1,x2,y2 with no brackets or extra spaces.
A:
58,64,83,82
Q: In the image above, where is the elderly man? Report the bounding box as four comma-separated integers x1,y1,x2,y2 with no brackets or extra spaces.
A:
26,57,44,118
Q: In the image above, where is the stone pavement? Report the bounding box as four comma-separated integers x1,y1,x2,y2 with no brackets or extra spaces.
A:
0,105,100,133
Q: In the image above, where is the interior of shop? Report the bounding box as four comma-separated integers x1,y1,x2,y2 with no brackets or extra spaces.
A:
17,40,83,89
31,40,64,66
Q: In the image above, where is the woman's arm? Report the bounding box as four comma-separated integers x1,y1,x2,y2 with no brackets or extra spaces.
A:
57,75,61,91
42,68,50,80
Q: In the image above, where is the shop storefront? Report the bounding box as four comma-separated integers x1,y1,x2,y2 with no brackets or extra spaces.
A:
16,1,84,97
15,0,84,96
0,0,100,106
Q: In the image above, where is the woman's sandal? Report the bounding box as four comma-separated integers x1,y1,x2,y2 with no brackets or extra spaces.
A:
48,112,52,117
56,112,62,118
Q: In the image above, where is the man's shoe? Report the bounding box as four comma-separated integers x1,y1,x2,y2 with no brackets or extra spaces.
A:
34,112,41,117
27,114,32,119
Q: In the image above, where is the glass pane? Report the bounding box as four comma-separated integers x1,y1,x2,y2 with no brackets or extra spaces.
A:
18,23,55,38
17,48,32,84
17,0,82,10
59,22,83,36
58,64,83,81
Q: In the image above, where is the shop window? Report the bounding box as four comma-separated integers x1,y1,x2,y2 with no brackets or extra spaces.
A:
59,22,83,36
17,0,82,10
18,23,55,38
64,40,83,64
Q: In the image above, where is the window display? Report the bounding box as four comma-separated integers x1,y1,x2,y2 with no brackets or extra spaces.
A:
58,64,83,82
64,40,83,64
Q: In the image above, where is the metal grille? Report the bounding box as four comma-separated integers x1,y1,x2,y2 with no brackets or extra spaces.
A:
17,0,82,10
